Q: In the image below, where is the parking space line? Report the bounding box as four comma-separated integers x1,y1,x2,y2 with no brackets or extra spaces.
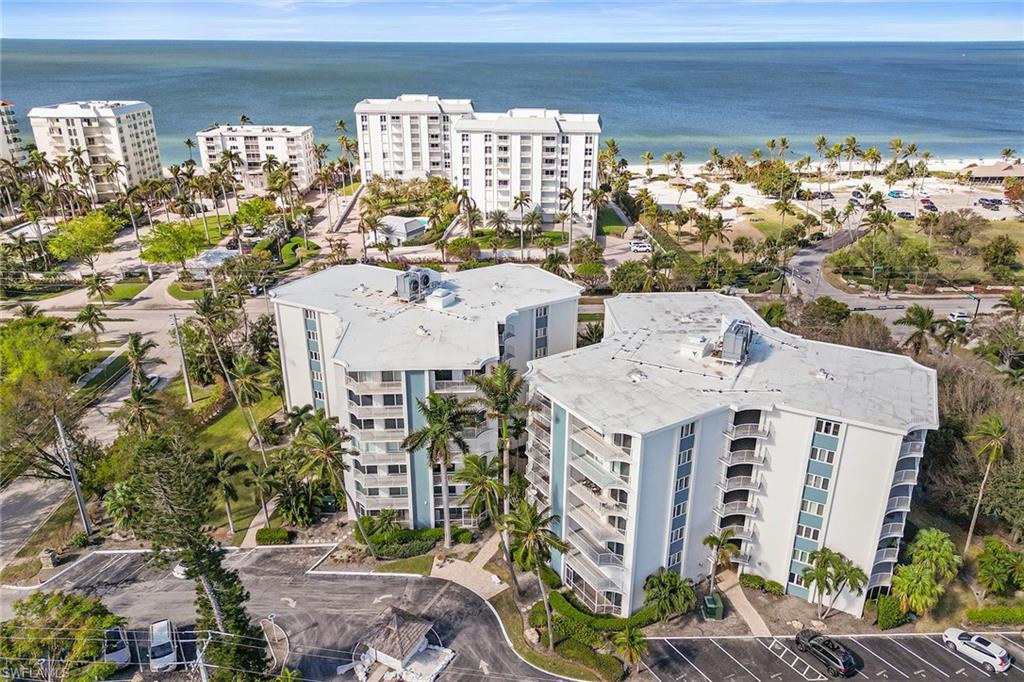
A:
844,639,910,679
78,555,128,587
889,638,950,678
758,638,827,681
643,659,667,682
710,639,760,682
665,640,713,682
925,636,991,677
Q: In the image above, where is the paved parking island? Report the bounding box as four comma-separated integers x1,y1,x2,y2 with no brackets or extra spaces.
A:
648,635,1024,682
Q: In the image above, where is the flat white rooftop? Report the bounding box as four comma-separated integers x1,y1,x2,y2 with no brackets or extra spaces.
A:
198,124,313,136
354,94,474,115
271,263,581,371
528,293,938,435
457,109,601,135
27,100,151,118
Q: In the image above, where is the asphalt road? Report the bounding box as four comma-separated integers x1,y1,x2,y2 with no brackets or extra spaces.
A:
1,548,557,682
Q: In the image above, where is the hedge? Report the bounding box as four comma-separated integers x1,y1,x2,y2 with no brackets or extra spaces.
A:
377,539,437,559
550,591,657,631
553,615,603,647
528,600,548,628
763,580,784,595
555,639,623,682
456,259,496,271
966,605,1024,625
877,595,908,630
355,516,472,551
739,574,765,591
255,527,291,545
540,564,563,590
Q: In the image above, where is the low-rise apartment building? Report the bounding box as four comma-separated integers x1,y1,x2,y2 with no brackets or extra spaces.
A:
1,101,26,164
524,293,938,618
27,100,162,201
354,94,600,219
270,263,581,528
197,124,319,192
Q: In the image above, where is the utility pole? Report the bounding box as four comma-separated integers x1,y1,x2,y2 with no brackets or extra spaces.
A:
171,314,194,404
54,414,91,536
193,633,212,682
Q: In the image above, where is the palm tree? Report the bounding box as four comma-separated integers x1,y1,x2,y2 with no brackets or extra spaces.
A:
116,383,161,436
614,625,648,678
125,332,163,387
503,499,568,652
843,136,861,175
402,393,477,549
895,304,938,355
773,197,796,231
211,450,245,535
454,454,520,593
85,273,112,305
891,562,941,615
75,303,109,343
184,138,196,162
701,528,739,595
231,353,270,466
995,287,1024,326
541,251,569,278
560,186,578,253
907,528,961,585
246,461,279,529
643,567,697,622
963,414,1009,557
578,321,604,347
295,410,378,559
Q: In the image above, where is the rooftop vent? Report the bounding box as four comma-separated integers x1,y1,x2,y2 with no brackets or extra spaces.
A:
816,368,835,381
415,325,430,337
627,368,647,384
491,281,504,291
721,319,753,365
426,288,457,310
355,283,367,293
680,335,712,359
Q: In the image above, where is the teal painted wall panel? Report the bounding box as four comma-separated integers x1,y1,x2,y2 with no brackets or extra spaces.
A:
549,404,568,575
405,371,432,529
787,583,810,599
812,433,840,451
807,460,834,478
803,486,829,504
794,536,819,553
798,511,823,529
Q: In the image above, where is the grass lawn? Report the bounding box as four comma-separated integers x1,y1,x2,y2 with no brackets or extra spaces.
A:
889,217,1024,282
0,557,42,584
15,494,81,559
374,554,434,576
0,286,82,302
474,229,568,249
107,281,150,302
339,181,361,195
742,206,809,239
168,282,210,301
596,208,627,237
78,354,128,401
578,312,604,323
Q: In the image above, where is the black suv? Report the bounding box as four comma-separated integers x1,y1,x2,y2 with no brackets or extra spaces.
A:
795,630,856,677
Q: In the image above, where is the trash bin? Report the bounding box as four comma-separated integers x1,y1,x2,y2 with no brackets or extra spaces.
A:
702,592,724,620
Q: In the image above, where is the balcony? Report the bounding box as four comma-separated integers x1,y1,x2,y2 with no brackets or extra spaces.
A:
570,428,631,463
890,469,918,487
569,481,626,514
568,529,623,569
525,466,549,491
566,554,621,592
569,504,624,544
898,441,925,460
886,496,912,513
731,553,753,566
356,472,409,487
434,380,478,394
527,419,551,442
357,450,409,465
715,500,758,517
868,571,893,590
873,547,899,564
724,423,769,439
720,448,764,466
346,377,403,394
716,475,760,493
878,522,905,540
352,427,406,442
720,524,754,541
569,455,627,491
361,495,410,510
348,402,406,420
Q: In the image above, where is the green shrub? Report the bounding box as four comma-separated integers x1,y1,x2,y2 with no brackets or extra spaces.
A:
540,564,562,589
555,639,623,682
739,574,765,591
763,580,784,595
456,258,496,271
377,539,437,559
549,591,656,631
528,600,548,628
553,615,603,647
71,532,91,549
255,527,291,545
966,605,1024,625
452,528,473,544
877,595,908,630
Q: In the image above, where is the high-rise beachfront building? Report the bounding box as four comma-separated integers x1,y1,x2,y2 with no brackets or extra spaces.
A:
270,263,581,529
0,101,26,164
196,124,319,193
353,94,601,219
27,100,162,202
523,293,938,618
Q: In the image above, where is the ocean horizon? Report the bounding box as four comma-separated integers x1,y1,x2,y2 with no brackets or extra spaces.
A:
2,39,1022,165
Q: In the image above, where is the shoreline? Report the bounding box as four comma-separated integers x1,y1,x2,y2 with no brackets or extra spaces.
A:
624,157,1008,176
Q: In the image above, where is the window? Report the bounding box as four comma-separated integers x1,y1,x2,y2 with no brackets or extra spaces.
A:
680,422,695,438
388,487,408,497
672,502,686,517
383,418,404,430
815,419,841,436
670,528,684,543
606,541,624,557
303,308,316,320
535,306,548,318
801,499,825,516
434,369,453,381
805,474,830,490
311,370,323,382
678,449,693,466
792,548,811,564
668,551,681,567
313,389,325,401
675,476,690,491
309,350,320,362
609,515,627,531
788,572,805,587
561,135,569,144
305,329,318,341
381,371,401,382
535,326,547,339
387,464,407,475
809,447,835,464
484,134,492,142
613,433,632,453
383,394,403,407
796,524,820,541
611,489,628,504
533,347,547,359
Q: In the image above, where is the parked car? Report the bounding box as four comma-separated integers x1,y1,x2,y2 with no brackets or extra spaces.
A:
923,204,938,212
103,627,131,668
148,620,179,672
848,198,862,208
888,190,903,198
896,211,914,220
171,561,188,579
819,191,835,199
942,628,1013,673
948,310,972,323
795,630,857,677
852,190,865,199
920,198,934,205
629,240,653,253
241,225,257,238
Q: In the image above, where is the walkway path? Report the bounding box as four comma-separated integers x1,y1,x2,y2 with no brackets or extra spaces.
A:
719,570,771,636
429,531,507,600
240,500,279,549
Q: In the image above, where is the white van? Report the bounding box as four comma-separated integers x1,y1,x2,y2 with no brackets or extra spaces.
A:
148,620,179,672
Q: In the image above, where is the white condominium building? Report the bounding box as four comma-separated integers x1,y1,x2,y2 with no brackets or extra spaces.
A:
270,263,581,529
1,101,26,164
197,124,319,192
524,293,938,618
27,100,162,201
354,94,601,219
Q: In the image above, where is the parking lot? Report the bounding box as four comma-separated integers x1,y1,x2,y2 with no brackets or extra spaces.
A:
647,634,1024,682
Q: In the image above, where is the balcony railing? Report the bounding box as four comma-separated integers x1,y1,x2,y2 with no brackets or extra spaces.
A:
569,481,626,514
569,455,628,490
356,450,409,465
731,553,753,566
527,420,551,443
720,524,754,541
886,496,912,513
716,475,760,493
878,522,905,540
715,500,758,517
352,427,406,442
890,469,919,487
361,495,409,510
570,427,631,463
569,504,624,544
723,423,769,439
566,554,620,592
525,466,549,491
868,571,893,590
898,441,925,459
356,472,409,487
568,529,624,568
873,547,899,564
720,448,764,466
347,377,403,394
434,380,478,393
347,402,406,419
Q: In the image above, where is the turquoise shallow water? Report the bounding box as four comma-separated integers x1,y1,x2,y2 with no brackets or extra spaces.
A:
2,40,1021,164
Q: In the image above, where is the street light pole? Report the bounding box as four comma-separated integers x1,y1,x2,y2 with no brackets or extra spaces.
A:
54,414,92,536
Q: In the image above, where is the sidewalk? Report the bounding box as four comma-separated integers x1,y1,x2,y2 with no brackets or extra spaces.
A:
719,570,771,636
240,500,278,548
77,342,128,388
429,532,508,600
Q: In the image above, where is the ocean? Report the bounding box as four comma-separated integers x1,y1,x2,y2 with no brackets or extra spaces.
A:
2,40,1022,165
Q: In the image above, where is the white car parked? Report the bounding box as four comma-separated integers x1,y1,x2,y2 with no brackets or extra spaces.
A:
942,628,1013,673
629,240,653,253
947,310,972,324
102,627,131,668
148,620,179,672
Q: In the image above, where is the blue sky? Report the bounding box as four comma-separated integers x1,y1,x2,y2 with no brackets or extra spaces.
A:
4,0,1023,42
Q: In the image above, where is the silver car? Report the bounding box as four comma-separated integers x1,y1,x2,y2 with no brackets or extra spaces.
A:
102,627,131,668
942,628,1012,673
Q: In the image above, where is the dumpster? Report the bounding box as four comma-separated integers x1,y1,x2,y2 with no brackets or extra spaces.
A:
702,592,724,620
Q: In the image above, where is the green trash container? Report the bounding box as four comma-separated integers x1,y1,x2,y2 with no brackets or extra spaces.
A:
702,592,724,620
